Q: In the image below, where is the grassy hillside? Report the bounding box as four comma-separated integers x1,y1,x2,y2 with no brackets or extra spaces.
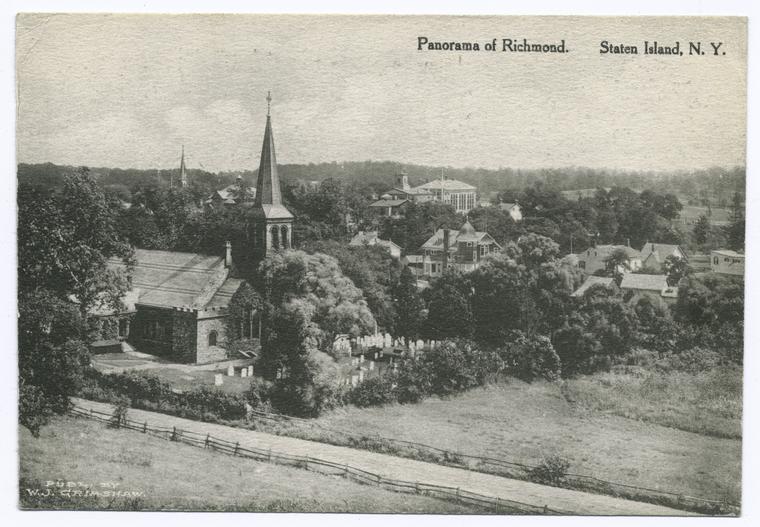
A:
312,373,741,505
19,416,477,513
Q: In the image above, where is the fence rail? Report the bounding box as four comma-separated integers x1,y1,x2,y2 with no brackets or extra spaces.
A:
69,405,564,515
245,406,738,514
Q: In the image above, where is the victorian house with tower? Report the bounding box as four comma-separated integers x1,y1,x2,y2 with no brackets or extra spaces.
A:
102,93,292,364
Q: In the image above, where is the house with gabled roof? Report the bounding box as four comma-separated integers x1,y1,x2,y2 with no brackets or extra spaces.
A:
420,219,501,276
619,273,678,305
575,244,642,276
639,242,687,272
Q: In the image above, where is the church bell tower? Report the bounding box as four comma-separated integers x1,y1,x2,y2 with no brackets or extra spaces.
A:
252,91,294,264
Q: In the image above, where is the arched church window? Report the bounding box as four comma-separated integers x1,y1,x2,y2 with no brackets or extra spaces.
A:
208,330,218,347
280,225,288,248
271,225,279,249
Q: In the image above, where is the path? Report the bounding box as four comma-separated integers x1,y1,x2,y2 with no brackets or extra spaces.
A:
72,397,691,516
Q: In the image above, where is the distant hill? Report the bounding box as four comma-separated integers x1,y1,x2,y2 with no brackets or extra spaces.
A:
17,161,745,207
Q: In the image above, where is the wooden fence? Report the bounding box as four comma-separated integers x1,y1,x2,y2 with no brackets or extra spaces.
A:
245,407,738,515
69,405,564,515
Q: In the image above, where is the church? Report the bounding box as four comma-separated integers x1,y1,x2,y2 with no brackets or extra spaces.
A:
102,94,293,364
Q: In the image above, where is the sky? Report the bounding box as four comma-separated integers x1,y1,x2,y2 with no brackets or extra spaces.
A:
15,14,747,173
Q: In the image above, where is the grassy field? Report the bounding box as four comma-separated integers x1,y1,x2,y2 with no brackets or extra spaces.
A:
312,372,741,504
19,416,477,513
562,366,742,439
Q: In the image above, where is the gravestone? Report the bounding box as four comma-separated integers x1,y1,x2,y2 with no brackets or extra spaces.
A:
240,368,247,378
247,365,254,377
214,373,223,386
227,364,234,376
369,360,375,371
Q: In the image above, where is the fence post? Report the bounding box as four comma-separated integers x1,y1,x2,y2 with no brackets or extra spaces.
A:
204,434,210,449
415,482,420,494
304,456,309,469
268,448,272,462
171,426,177,441
543,505,548,514
233,442,239,456
496,497,501,513
143,421,147,433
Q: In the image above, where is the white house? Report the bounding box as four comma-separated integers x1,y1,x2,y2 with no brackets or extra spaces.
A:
639,242,687,271
711,250,745,276
575,245,642,276
349,231,402,258
499,202,523,222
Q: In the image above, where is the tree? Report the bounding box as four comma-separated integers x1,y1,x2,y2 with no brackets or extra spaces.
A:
259,250,376,355
725,191,745,251
603,248,632,284
424,270,473,339
18,290,90,436
663,255,688,286
18,168,133,323
393,267,426,341
693,214,710,247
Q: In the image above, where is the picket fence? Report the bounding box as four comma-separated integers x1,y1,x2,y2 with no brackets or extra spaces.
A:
69,405,564,515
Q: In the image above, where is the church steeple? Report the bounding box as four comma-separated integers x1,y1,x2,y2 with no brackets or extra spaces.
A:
179,145,188,188
252,92,293,264
255,93,285,209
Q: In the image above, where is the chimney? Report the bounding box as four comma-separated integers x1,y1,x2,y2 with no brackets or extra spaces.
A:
225,241,232,268
442,229,449,272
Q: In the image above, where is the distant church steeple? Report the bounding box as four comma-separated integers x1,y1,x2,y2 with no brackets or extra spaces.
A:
252,91,293,264
180,145,188,188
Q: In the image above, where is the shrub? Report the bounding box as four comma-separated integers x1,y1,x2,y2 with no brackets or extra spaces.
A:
109,396,130,428
499,332,562,382
347,376,397,407
654,347,723,374
528,455,571,485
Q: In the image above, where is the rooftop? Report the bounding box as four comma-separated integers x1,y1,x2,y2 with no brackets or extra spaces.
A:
619,273,668,292
108,249,239,310
415,179,476,192
571,276,615,297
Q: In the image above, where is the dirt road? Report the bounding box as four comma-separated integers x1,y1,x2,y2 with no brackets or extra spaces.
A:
72,397,691,516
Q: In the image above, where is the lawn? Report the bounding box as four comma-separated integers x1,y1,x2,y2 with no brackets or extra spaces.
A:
312,373,741,505
19,415,477,513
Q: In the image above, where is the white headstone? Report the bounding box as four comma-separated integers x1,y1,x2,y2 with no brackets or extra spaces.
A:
240,368,247,378
351,375,359,387
358,370,365,382
374,351,378,360
360,354,364,363
227,364,234,376
384,333,392,347
369,360,375,371
409,341,416,353
247,365,254,377
416,339,424,349
214,373,223,386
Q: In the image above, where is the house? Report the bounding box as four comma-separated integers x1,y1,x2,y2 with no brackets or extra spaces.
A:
619,273,678,304
380,173,478,213
368,196,409,218
205,177,256,209
99,95,293,364
711,250,745,276
498,202,523,222
402,254,425,278
349,231,402,258
575,245,642,275
639,242,688,272
571,276,615,298
420,219,501,277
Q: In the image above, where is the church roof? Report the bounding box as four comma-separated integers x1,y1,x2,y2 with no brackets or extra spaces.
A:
108,249,241,310
254,112,293,220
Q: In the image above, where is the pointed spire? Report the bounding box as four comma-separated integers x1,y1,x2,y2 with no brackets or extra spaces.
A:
254,92,291,220
180,145,188,188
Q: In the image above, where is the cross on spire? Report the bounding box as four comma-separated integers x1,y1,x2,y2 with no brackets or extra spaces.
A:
266,91,272,116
